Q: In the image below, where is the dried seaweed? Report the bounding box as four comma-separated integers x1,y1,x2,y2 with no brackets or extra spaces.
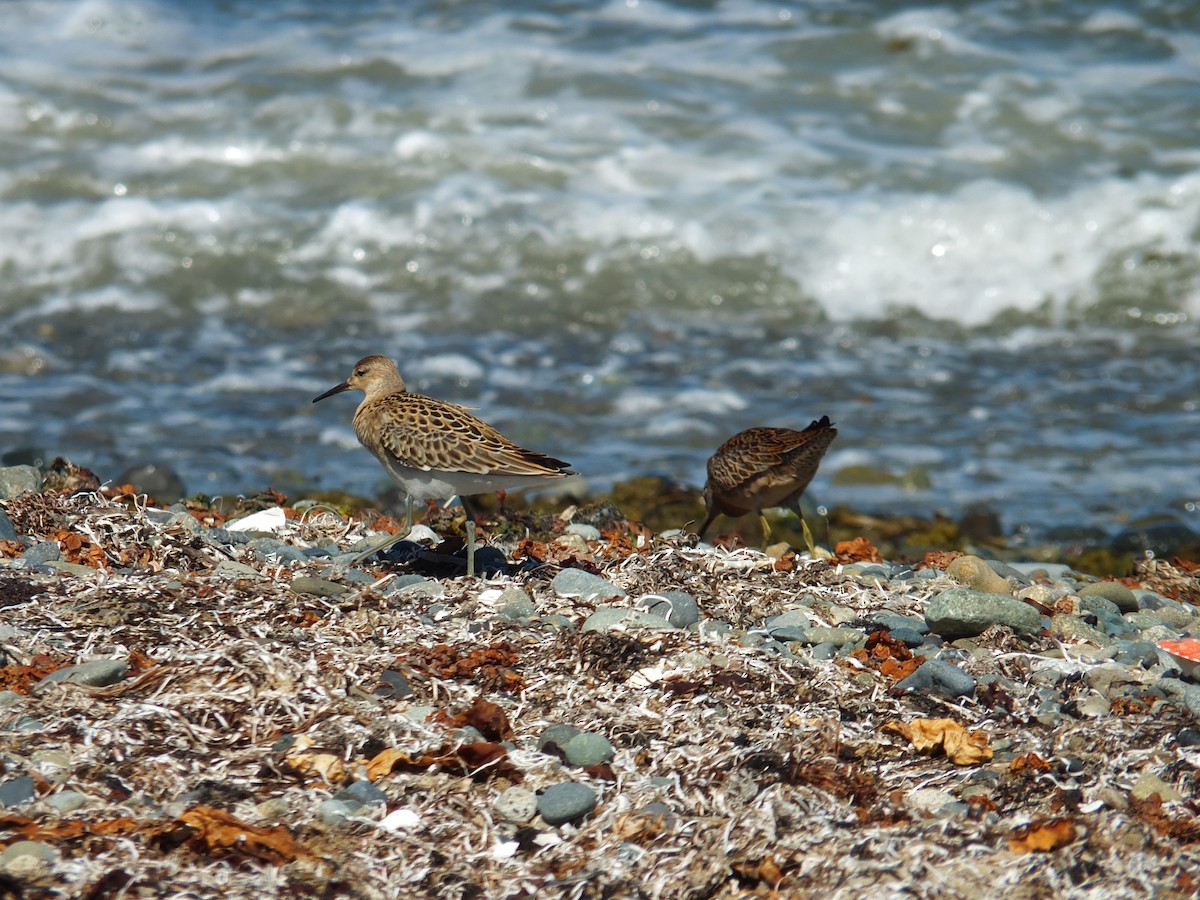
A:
0,490,1196,898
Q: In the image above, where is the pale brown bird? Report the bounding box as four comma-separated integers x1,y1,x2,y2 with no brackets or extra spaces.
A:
699,416,837,549
312,355,574,516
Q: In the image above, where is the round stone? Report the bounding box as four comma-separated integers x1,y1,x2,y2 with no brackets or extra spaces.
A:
537,724,581,753
551,569,626,602
946,555,1010,594
495,786,538,823
537,782,597,826
564,732,615,767
925,588,1041,639
1078,582,1139,614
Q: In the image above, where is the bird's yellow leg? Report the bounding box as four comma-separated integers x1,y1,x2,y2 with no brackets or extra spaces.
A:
465,519,477,578
800,515,816,557
759,514,772,550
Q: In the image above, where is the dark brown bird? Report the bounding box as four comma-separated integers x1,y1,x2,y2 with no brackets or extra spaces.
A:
699,416,837,549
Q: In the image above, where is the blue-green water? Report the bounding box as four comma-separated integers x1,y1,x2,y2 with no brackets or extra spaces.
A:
1,0,1197,540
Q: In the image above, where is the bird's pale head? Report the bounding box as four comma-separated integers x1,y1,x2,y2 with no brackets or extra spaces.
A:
312,355,407,403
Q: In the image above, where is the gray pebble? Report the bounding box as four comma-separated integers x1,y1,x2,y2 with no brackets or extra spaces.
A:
0,840,58,869
290,576,347,597
537,782,597,826
769,625,809,642
1078,594,1121,617
319,798,357,824
0,510,16,542
637,592,700,628
375,670,414,699
1111,641,1160,669
925,588,1041,639
890,628,927,648
581,606,672,633
802,626,863,647
0,465,40,500
551,568,626,602
866,612,929,636
564,732,615,767
538,724,581,753
21,541,60,567
248,538,308,565
764,608,811,633
42,790,89,815
1184,685,1200,719
985,559,1028,582
0,776,36,808
500,591,537,620
495,786,538,823
336,781,388,809
211,560,262,579
1178,728,1200,748
38,659,129,689
1095,609,1135,637
894,659,976,698
1133,590,1175,611
1050,615,1113,648
808,642,838,660
1078,582,1139,614
1006,562,1075,581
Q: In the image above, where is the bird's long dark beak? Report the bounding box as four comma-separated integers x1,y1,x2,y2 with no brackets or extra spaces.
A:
312,381,351,403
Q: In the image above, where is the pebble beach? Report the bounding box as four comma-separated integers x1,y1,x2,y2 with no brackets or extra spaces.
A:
1,468,1198,898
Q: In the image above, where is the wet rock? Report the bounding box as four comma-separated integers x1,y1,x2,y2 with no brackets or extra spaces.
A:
537,782,596,826
1078,582,1138,614
38,659,129,689
0,465,40,500
564,732,615,767
552,568,625,602
946,555,1010,594
894,659,976,698
925,588,1041,639
114,463,186,501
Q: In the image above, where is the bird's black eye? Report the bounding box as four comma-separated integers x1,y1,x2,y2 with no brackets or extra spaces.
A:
355,368,366,376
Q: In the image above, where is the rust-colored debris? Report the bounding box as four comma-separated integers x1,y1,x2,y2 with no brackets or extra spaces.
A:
882,718,993,766
1008,817,1078,854
835,536,884,564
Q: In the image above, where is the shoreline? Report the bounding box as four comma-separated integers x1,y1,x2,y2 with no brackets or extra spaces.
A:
0,483,1198,897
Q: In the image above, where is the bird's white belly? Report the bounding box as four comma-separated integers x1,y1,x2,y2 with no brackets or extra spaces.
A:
376,455,562,501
